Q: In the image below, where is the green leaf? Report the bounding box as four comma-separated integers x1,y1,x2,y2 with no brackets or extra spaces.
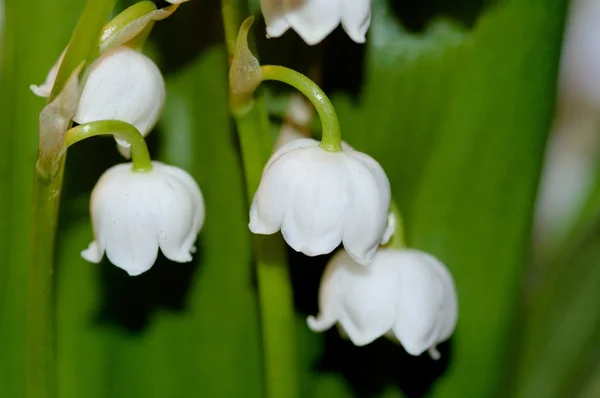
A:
0,1,83,396
411,3,566,396
510,154,600,397
333,0,566,396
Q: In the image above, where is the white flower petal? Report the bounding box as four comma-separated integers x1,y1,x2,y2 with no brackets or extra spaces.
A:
30,49,66,98
342,152,391,264
154,163,205,262
81,240,103,264
308,250,398,345
340,0,371,43
116,143,132,159
265,137,318,169
284,0,342,45
337,253,398,345
73,46,165,151
389,250,457,357
260,0,372,44
261,0,292,38
249,155,296,235
249,138,318,234
306,250,348,332
280,149,347,255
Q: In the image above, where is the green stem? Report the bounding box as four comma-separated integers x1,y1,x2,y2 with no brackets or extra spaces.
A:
29,1,117,397
63,120,153,172
220,3,299,398
236,108,299,398
261,65,342,152
28,159,66,398
221,0,243,56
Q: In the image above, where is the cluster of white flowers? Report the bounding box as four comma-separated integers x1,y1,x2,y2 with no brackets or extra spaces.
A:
253,121,457,355
31,0,457,356
33,41,204,277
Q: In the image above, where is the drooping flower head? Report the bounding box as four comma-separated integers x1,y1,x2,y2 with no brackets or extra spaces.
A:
249,138,390,265
308,248,458,358
81,162,205,276
261,0,372,45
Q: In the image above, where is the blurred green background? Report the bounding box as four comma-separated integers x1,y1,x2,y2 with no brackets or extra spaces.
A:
5,0,600,397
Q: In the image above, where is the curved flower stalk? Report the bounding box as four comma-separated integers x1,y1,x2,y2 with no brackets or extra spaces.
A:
250,138,390,265
81,161,205,276
308,248,458,359
231,18,391,264
32,45,165,158
261,0,372,45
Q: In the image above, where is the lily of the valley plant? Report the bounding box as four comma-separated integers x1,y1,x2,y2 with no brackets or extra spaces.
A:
27,1,458,398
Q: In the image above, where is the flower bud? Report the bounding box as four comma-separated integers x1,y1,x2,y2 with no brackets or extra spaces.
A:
307,249,457,358
31,46,166,157
75,46,165,157
249,138,390,265
261,0,372,45
81,162,205,276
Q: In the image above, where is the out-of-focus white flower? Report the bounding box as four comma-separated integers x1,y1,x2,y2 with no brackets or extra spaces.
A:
274,95,313,150
534,0,600,250
307,249,457,359
31,46,165,157
249,138,390,265
261,0,372,45
558,0,600,113
165,0,188,3
81,161,205,276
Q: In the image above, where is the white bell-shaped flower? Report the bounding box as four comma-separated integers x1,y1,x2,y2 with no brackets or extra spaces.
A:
261,0,372,45
249,138,390,265
31,46,165,157
81,161,205,276
307,249,457,358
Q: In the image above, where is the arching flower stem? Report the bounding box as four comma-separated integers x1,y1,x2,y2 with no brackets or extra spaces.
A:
261,65,342,153
63,120,153,172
